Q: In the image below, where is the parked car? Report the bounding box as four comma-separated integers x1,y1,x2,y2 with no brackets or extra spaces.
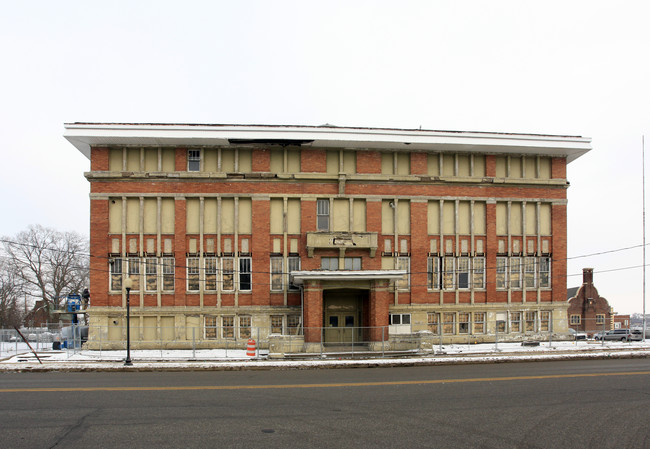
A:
569,328,588,340
595,329,643,342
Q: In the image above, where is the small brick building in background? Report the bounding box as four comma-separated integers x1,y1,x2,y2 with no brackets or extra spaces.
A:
65,123,591,351
567,268,616,335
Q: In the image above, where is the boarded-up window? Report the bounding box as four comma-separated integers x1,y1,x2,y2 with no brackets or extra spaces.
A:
382,200,395,234
239,149,252,172
222,150,235,172
510,156,522,178
525,203,536,235
287,149,301,173
540,204,551,235
143,199,157,234
109,198,122,234
326,151,339,174
458,201,470,235
286,199,300,234
270,199,283,234
427,312,440,334
126,148,140,171
239,198,252,234
221,199,234,234
495,156,507,178
525,157,536,179
333,199,349,232
442,154,454,176
428,201,440,235
510,203,522,235
161,148,175,172
396,153,410,175
381,153,394,174
352,199,366,232
496,203,507,235
397,201,410,235
144,148,158,172
539,157,551,179
473,155,485,177
204,149,218,172
443,312,455,334
473,202,486,235
186,199,200,234
204,199,217,234
109,148,123,171
427,154,440,176
442,201,454,235
126,198,139,234
161,199,175,234
343,151,356,174
457,155,470,177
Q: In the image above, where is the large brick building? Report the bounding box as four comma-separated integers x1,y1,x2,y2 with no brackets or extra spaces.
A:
65,123,590,351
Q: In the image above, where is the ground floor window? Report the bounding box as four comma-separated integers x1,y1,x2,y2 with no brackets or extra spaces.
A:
596,314,605,325
222,316,234,338
205,316,218,339
511,312,521,333
389,313,411,325
570,314,581,325
458,312,470,334
525,311,537,332
473,312,485,334
271,315,284,334
239,316,251,339
287,315,301,334
540,311,551,332
443,312,455,334
427,312,440,335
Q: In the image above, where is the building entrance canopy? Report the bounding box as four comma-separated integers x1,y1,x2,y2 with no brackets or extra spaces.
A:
290,270,406,286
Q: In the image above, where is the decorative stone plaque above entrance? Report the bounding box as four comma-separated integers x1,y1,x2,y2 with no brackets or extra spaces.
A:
306,232,378,257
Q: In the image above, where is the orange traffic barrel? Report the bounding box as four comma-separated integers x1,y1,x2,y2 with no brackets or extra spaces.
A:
246,338,256,357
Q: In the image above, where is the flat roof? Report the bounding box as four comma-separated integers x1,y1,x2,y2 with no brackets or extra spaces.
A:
64,122,591,163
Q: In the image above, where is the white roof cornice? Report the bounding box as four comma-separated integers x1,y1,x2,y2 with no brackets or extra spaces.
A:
64,122,591,162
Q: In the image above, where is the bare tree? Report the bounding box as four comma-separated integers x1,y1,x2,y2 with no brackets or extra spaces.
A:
2,225,89,321
0,259,24,327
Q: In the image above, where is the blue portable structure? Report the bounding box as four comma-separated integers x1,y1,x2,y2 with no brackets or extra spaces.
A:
66,294,82,312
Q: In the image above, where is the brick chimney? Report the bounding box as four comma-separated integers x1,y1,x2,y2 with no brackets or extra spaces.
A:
583,268,593,285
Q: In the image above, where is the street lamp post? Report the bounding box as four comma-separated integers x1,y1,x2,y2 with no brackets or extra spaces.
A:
124,277,133,366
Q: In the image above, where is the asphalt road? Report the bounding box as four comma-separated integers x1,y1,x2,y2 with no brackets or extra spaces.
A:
1,359,649,448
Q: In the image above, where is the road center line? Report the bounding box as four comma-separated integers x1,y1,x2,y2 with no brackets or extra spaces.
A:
1,370,649,393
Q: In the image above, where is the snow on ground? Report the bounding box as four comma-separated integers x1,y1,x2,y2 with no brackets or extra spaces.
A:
1,340,648,371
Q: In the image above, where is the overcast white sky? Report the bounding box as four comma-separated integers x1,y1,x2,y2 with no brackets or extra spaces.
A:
1,1,649,314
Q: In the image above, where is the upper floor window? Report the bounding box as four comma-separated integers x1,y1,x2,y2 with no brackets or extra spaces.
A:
317,199,329,231
188,150,201,171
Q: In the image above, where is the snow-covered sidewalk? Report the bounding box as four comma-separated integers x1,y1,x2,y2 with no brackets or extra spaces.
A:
1,340,648,372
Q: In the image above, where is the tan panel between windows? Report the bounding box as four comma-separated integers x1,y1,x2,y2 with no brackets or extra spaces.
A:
126,148,140,171
161,199,175,234
204,149,218,172
473,202,486,235
496,203,507,235
495,156,507,178
458,201,471,234
143,199,157,234
442,154,454,176
287,150,301,173
397,201,410,234
510,202,523,234
333,199,350,232
287,199,301,234
539,157,551,179
144,148,157,172
109,198,122,234
427,154,440,176
352,199,366,232
238,198,252,234
442,201,455,234
204,199,217,234
427,201,440,235
161,148,175,172
381,153,394,175
540,203,551,235
457,155,470,177
473,155,485,177
270,199,283,234
221,199,234,233
109,148,122,171
525,157,536,179
343,151,356,174
525,203,536,235
186,199,200,234
222,150,235,172
381,257,394,270
382,200,395,234
396,153,410,175
239,149,252,172
510,157,522,178
126,199,140,234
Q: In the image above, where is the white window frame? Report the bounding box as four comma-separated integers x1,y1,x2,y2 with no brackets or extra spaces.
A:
317,198,330,231
539,257,551,288
321,257,338,270
110,258,123,292
270,257,284,291
396,257,410,290
427,257,441,290
510,257,522,289
145,257,158,292
187,257,200,292
288,256,301,291
162,257,175,292
457,257,470,289
239,257,252,291
204,257,218,291
524,257,537,289
188,149,201,171
496,257,508,290
472,256,485,289
442,257,455,290
127,257,140,292
221,257,235,292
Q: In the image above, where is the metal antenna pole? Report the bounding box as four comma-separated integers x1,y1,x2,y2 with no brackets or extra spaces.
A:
643,136,647,341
